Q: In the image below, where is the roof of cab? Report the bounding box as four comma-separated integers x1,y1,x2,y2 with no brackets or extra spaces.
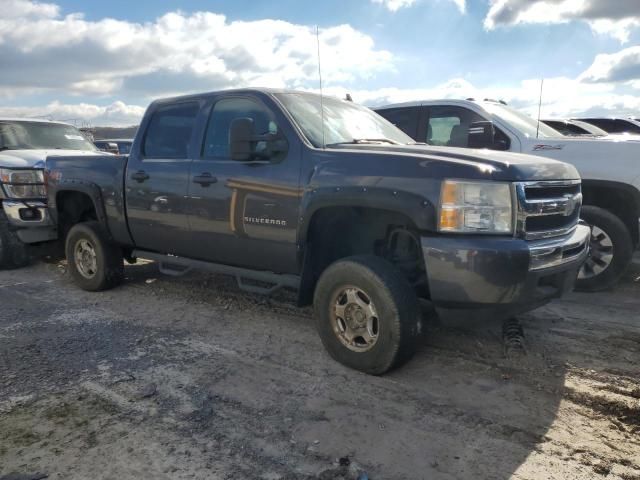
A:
151,88,339,106
374,98,495,110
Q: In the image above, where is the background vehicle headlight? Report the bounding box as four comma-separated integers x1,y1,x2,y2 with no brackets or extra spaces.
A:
0,169,46,198
438,180,513,234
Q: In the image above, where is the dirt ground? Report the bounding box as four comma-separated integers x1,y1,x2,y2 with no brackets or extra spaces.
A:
1,255,639,480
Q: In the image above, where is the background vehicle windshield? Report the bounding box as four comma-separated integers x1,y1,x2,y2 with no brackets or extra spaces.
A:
483,103,564,139
0,121,97,151
275,93,414,147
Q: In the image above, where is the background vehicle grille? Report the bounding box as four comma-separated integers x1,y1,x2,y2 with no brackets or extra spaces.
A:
515,180,582,240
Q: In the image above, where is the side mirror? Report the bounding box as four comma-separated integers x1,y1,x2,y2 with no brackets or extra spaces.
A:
229,117,255,161
468,121,496,149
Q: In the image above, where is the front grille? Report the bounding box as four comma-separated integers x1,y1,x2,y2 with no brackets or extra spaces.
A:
515,180,582,240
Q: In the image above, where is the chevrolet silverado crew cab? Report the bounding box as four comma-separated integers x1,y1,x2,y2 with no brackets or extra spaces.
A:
45,89,589,374
0,118,101,268
376,99,640,291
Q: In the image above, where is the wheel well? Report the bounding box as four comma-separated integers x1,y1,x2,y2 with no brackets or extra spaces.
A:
298,207,428,306
582,183,639,245
56,191,98,238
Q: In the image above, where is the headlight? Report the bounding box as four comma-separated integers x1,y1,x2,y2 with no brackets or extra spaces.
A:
0,169,46,198
439,180,513,234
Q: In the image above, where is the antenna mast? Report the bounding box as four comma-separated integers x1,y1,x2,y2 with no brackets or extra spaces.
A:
316,25,326,149
536,78,544,139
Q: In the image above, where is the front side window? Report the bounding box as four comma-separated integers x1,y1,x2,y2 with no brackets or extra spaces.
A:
143,102,199,159
483,103,563,139
427,106,486,147
0,121,96,151
275,93,414,147
202,97,280,159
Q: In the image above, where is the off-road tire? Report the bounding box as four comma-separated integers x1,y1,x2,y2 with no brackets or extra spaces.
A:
313,255,420,375
65,221,124,291
575,205,633,292
0,210,31,269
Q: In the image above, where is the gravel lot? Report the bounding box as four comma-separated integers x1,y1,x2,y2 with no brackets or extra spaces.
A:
1,255,639,479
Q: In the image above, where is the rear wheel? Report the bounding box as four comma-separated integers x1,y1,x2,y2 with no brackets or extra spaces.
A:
313,255,420,375
65,221,123,291
575,206,633,292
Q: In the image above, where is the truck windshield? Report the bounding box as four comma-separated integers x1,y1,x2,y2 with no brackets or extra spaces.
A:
0,121,97,151
275,93,414,148
483,103,564,139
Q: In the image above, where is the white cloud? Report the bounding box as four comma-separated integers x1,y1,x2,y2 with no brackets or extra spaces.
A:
580,45,640,83
3,74,638,127
484,0,640,43
1,0,59,19
0,101,145,126
0,0,393,99
372,0,465,13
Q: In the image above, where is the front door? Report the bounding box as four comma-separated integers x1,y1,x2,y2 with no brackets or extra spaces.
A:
186,95,301,274
125,101,199,255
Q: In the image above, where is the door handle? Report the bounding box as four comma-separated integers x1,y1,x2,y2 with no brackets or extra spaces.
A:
193,172,217,187
131,170,149,183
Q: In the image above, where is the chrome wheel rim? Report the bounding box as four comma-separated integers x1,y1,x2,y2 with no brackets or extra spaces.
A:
578,225,614,280
330,286,379,352
74,239,98,279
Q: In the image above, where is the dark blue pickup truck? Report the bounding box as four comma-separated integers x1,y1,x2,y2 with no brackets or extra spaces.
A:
44,88,590,374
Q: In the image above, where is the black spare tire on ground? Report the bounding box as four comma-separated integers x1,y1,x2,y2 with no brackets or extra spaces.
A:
313,255,420,375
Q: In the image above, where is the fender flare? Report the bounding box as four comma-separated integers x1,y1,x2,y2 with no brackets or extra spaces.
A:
49,179,111,237
297,186,437,246
581,179,640,211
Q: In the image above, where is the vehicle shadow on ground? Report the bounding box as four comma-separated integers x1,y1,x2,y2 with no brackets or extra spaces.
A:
387,262,640,479
3,259,636,479
109,258,640,478
111,258,638,478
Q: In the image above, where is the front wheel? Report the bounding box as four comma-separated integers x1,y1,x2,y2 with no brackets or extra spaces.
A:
0,210,31,269
65,221,124,291
313,255,420,375
575,206,633,292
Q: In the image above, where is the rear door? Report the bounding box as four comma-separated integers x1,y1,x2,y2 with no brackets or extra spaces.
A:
186,94,301,274
125,101,200,255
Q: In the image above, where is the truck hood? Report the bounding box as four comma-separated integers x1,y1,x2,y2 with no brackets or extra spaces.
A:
329,143,580,181
518,136,640,185
0,149,103,168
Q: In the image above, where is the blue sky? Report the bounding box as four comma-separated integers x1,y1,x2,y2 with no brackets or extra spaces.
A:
1,0,639,125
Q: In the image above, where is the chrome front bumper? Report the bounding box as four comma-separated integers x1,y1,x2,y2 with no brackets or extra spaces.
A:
3,200,57,243
529,224,591,271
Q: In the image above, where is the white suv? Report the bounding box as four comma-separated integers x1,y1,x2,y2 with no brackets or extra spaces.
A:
375,99,640,291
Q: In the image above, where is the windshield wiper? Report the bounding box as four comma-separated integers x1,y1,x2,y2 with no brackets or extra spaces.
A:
328,138,401,146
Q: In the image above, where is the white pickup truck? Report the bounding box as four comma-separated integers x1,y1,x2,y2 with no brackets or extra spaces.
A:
0,118,102,268
375,99,640,291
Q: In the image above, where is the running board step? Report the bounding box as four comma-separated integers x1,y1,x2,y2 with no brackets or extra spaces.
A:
132,250,300,295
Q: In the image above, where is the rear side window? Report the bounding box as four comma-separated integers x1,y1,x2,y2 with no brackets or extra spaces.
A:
143,102,199,159
376,107,419,138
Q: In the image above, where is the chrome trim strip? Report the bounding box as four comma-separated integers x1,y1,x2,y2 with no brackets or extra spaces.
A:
519,179,581,188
